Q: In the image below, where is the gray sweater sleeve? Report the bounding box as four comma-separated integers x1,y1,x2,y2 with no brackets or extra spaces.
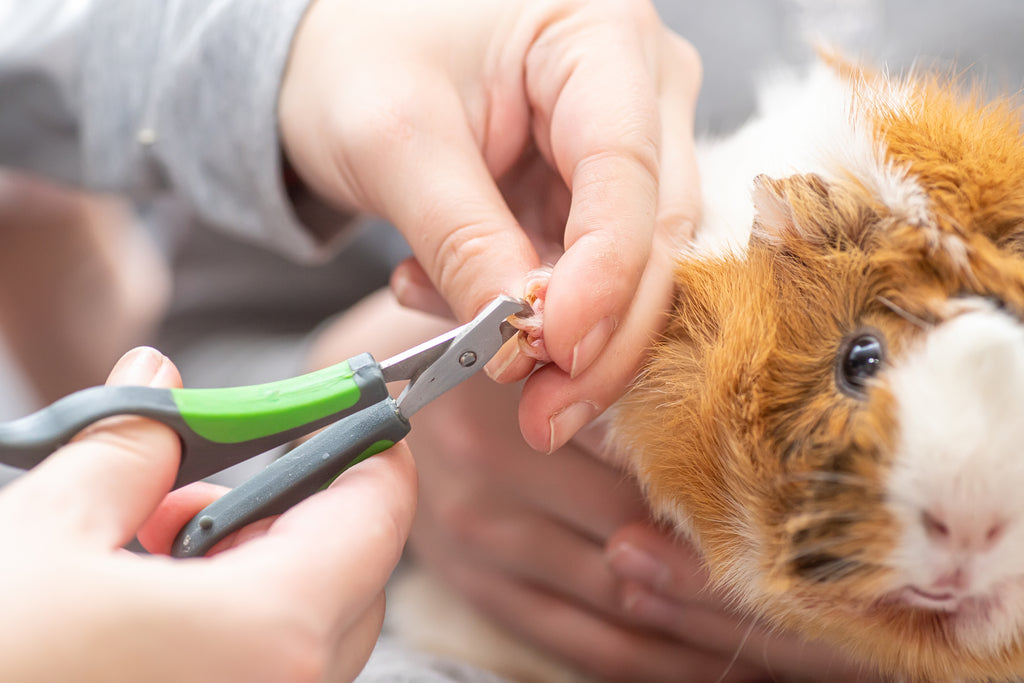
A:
0,0,347,261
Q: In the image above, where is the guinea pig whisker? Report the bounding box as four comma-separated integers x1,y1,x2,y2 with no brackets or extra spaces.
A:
785,535,879,576
787,536,865,559
875,295,933,329
790,552,865,584
775,473,881,503
789,540,887,579
777,471,876,488
714,619,757,683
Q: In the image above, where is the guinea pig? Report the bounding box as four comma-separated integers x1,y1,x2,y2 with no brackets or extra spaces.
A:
387,55,1024,683
609,55,1024,682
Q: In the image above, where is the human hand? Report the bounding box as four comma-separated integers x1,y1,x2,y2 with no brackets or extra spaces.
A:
305,293,784,682
605,524,881,682
0,346,416,683
409,380,827,682
279,0,702,452
404,380,778,683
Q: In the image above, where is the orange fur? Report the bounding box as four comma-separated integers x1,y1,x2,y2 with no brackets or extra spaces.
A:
878,76,1024,253
612,66,1024,682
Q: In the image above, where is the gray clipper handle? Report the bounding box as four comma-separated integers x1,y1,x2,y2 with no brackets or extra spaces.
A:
171,398,410,558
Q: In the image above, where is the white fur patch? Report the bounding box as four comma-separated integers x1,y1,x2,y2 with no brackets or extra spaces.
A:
692,64,933,255
885,302,1024,653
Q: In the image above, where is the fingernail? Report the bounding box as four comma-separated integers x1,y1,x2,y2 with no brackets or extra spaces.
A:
571,316,616,378
547,400,599,453
606,541,672,591
620,583,680,628
484,341,519,381
390,264,451,318
108,346,164,386
390,268,414,305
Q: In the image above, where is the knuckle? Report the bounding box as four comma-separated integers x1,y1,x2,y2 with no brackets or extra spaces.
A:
433,494,491,547
326,74,423,167
411,407,501,472
575,146,660,204
431,220,499,305
667,32,703,92
430,496,531,559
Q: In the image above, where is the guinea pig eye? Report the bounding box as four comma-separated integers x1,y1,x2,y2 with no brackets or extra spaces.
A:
837,333,885,397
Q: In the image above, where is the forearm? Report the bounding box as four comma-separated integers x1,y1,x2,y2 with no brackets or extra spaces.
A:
0,172,169,402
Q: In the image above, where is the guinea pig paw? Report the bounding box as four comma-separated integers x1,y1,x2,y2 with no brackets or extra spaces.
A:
509,267,552,364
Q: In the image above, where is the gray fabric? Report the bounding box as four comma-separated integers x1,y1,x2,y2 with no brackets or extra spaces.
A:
0,0,414,401
0,0,348,262
0,0,396,407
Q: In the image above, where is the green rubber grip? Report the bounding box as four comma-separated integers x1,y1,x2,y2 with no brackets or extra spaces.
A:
171,360,362,444
171,353,390,486
0,353,390,489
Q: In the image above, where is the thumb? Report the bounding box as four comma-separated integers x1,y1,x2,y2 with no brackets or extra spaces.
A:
7,347,183,549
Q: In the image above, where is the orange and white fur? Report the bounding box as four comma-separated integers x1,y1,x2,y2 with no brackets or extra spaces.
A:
396,56,1024,683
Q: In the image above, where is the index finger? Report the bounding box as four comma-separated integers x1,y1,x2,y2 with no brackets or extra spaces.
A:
525,8,670,377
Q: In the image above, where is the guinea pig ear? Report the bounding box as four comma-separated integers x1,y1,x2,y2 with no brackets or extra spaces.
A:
751,173,832,246
751,173,874,250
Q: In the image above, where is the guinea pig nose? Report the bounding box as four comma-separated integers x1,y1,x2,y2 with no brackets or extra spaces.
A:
920,509,1007,552
921,510,950,541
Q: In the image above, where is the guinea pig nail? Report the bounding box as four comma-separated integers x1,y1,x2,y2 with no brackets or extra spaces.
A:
606,542,672,592
547,401,599,453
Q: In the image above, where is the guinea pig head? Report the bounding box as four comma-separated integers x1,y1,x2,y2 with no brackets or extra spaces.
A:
612,80,1024,682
